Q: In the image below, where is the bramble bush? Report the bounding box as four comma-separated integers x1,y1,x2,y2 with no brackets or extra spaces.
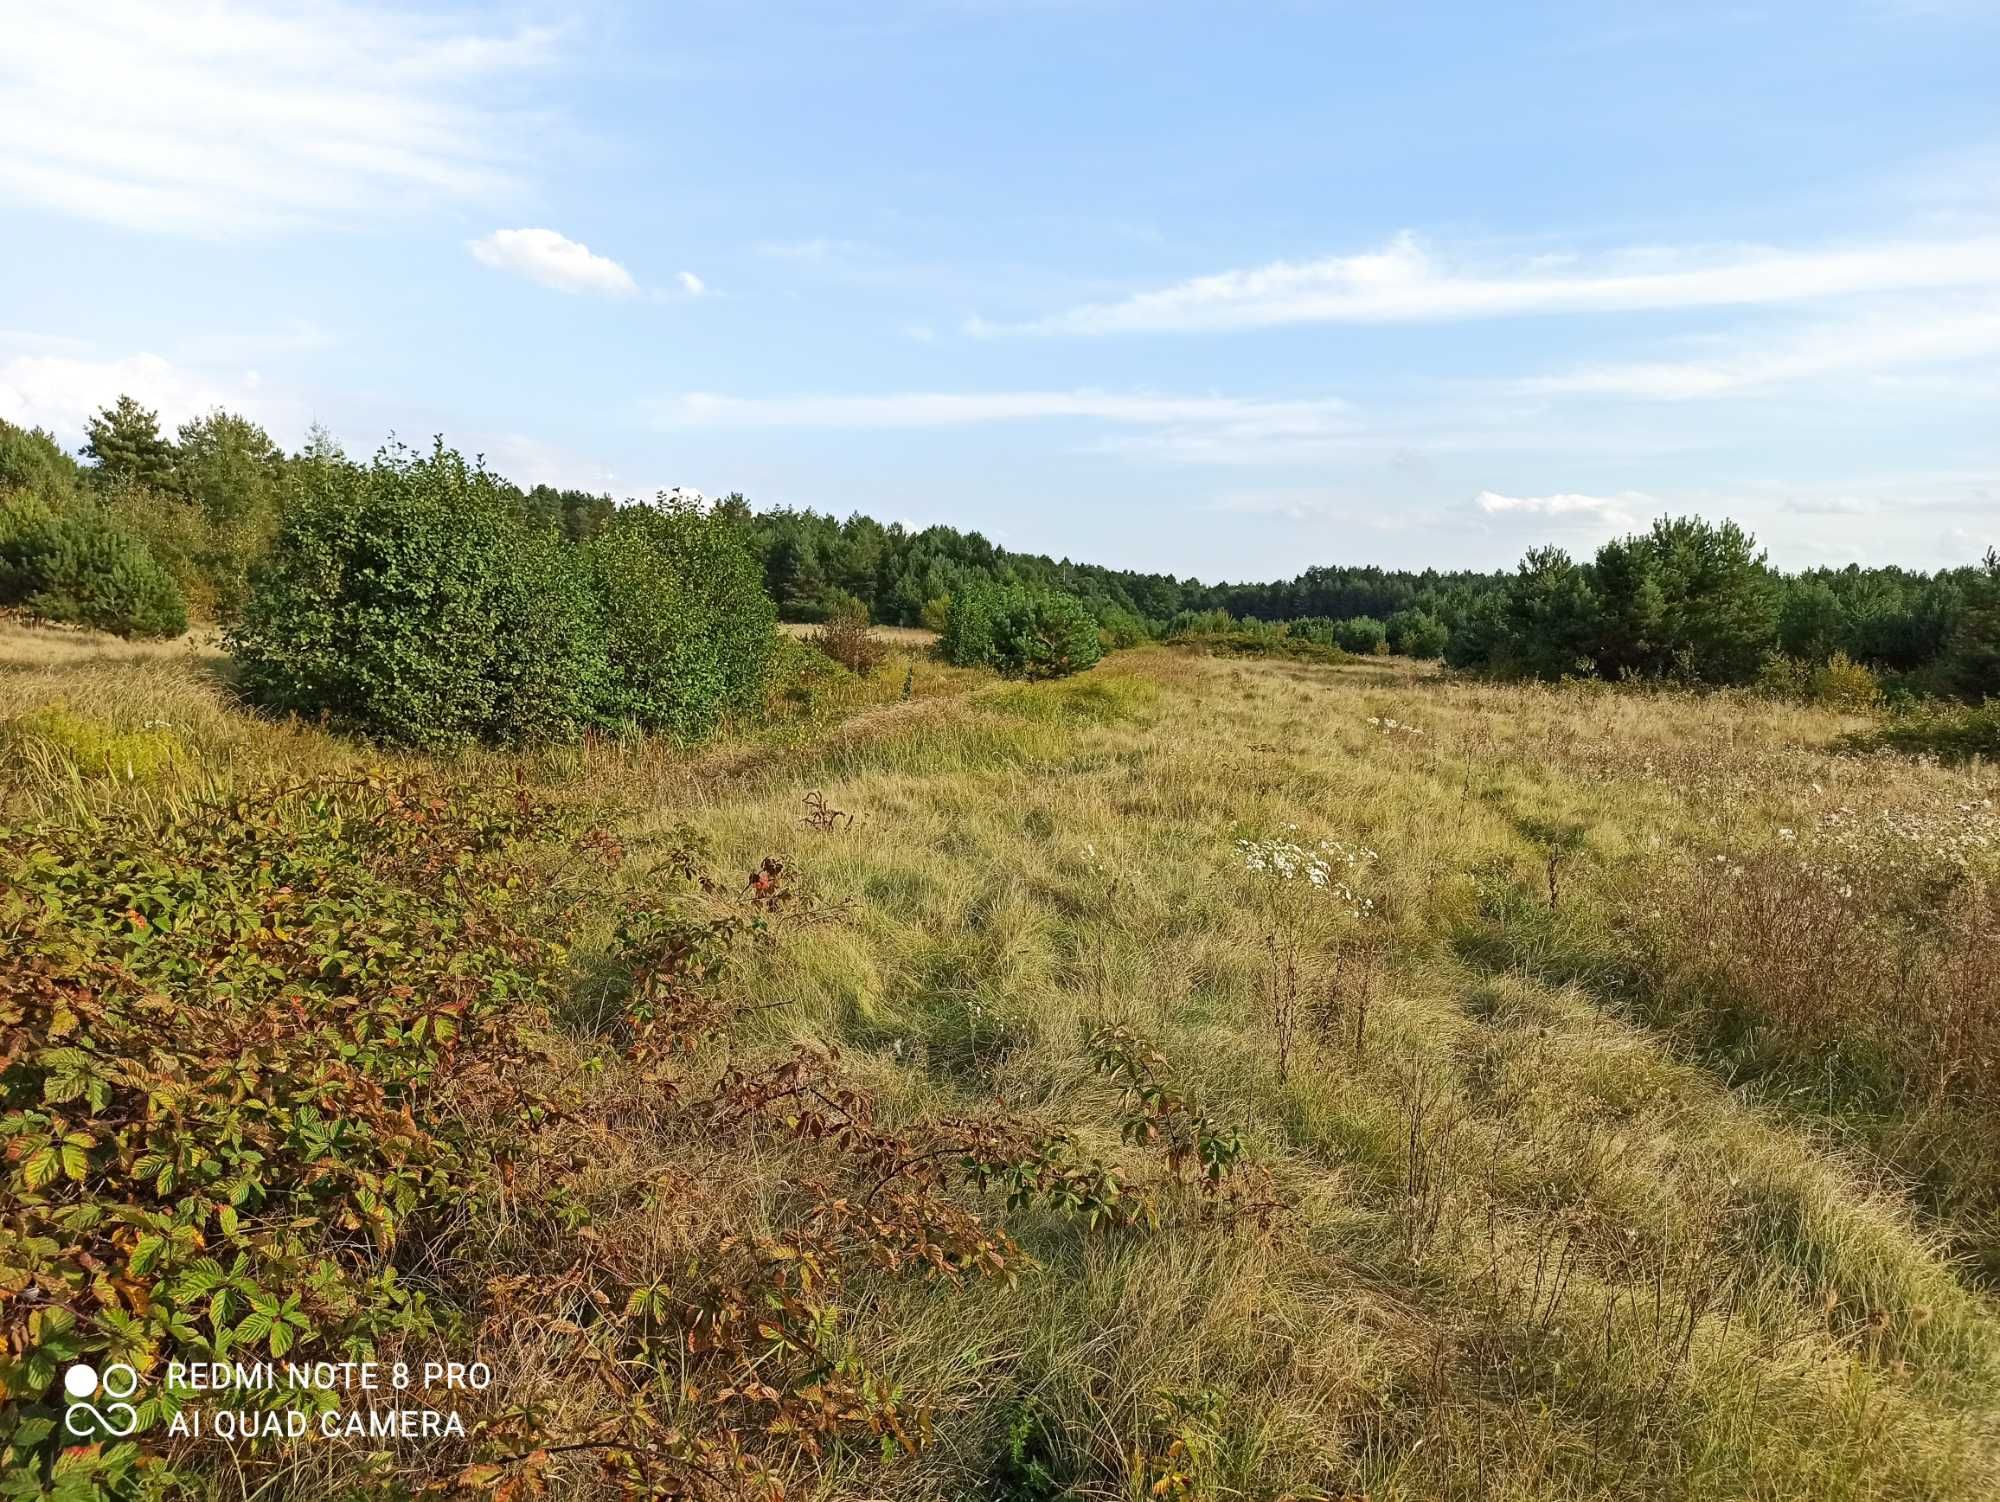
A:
940,581,1102,680
0,776,571,1494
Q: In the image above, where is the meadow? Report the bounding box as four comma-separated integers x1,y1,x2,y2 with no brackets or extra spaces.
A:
3,617,1997,1500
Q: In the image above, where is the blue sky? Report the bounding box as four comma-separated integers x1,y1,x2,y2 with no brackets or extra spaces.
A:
2,1,1996,580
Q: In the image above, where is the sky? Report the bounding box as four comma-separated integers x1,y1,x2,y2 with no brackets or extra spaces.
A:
1,1,1997,582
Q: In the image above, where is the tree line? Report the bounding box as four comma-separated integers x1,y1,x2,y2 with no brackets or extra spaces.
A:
2,395,1995,716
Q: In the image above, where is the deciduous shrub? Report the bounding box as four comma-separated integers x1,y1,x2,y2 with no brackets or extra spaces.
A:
941,582,1102,680
587,495,777,736
1387,607,1449,659
0,492,188,639
1333,615,1389,655
231,442,598,746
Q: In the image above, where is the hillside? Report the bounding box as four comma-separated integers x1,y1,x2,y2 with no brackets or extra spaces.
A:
4,619,1997,1499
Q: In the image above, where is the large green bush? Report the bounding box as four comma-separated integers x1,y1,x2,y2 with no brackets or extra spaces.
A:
0,492,188,638
587,496,776,737
230,443,604,746
1333,615,1388,654
942,581,1103,680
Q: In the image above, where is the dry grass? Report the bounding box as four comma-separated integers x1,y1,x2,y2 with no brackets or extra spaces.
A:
779,620,940,649
6,626,1999,1499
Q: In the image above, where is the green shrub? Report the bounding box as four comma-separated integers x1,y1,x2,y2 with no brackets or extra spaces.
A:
587,495,777,737
230,442,601,746
1287,616,1339,647
941,581,1102,680
919,594,952,634
0,493,188,638
1387,607,1450,659
1333,615,1389,654
1095,606,1152,651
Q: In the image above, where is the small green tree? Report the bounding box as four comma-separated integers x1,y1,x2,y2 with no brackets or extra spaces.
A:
1645,516,1776,682
941,581,1102,679
0,420,82,494
83,395,176,492
1504,547,1601,679
0,493,187,638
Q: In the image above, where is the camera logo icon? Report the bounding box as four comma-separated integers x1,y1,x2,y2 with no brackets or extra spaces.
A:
63,1362,141,1438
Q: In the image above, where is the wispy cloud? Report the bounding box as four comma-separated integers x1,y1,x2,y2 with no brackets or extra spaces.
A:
0,0,557,235
985,231,2000,335
649,389,1355,434
1514,300,2000,398
471,229,638,296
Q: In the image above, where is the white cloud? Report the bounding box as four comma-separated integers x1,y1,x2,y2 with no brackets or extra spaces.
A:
477,434,624,494
1474,489,1653,534
0,345,304,444
470,228,638,296
1516,301,2000,398
677,271,707,297
650,390,1355,434
990,231,2000,335
0,1,555,235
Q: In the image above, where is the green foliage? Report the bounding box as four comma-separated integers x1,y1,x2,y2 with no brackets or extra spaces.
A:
1386,607,1449,659
0,492,188,639
1332,614,1388,655
1643,516,1776,682
0,777,566,1483
6,703,186,781
1503,546,1602,679
1093,605,1152,651
941,582,1103,680
587,495,777,737
231,442,586,746
0,422,82,495
1946,549,2000,702
919,594,952,634
81,396,175,492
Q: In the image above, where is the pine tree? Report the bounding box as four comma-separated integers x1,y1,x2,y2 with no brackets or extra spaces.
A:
82,395,176,491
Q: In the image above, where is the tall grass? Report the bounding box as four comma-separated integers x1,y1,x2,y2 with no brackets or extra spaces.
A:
3,623,1997,1499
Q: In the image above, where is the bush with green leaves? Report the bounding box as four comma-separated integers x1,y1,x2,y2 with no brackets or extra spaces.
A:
1386,607,1449,659
1333,615,1389,654
230,442,604,746
586,495,776,737
942,581,1103,679
0,492,188,639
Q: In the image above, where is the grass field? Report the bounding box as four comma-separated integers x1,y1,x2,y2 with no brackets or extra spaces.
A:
4,623,1997,1500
